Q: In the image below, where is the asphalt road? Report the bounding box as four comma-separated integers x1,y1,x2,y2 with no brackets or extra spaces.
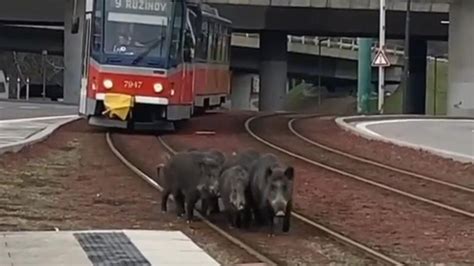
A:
0,101,77,120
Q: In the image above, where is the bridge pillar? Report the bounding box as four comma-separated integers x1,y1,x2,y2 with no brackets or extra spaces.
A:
406,38,427,114
230,73,255,110
63,0,85,105
447,0,474,117
259,31,288,111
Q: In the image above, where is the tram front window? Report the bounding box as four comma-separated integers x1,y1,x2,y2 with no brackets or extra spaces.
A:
103,0,178,59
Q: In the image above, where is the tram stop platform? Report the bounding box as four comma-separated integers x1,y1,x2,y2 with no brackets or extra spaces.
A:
336,115,474,163
1,230,220,265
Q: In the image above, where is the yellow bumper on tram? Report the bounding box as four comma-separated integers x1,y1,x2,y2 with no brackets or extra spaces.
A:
102,93,134,121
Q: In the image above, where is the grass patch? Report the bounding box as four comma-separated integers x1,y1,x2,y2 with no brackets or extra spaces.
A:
284,83,320,111
383,59,448,114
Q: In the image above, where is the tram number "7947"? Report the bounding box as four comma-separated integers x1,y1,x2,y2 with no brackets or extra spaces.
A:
123,80,143,89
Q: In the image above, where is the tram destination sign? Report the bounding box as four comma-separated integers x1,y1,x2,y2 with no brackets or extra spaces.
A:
108,0,170,15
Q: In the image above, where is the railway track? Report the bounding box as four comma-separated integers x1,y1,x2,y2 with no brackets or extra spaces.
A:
245,114,474,220
289,115,474,193
156,134,404,265
107,130,404,265
106,132,279,266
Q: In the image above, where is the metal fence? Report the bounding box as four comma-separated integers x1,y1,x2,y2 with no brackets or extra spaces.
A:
232,33,448,62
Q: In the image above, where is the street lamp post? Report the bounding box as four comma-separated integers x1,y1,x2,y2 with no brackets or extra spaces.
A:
377,0,386,113
318,38,322,106
402,0,412,113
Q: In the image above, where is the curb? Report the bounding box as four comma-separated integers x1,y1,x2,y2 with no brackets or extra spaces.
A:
0,115,81,155
334,115,474,164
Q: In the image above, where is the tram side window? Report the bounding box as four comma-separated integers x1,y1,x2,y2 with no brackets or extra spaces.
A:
216,24,222,62
226,27,232,63
92,0,103,54
220,25,227,63
196,20,208,60
208,22,214,61
207,21,214,61
212,23,219,61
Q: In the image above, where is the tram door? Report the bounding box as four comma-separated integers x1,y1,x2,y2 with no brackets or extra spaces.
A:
79,14,92,116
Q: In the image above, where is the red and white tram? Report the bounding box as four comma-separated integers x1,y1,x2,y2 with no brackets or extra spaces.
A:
75,0,231,130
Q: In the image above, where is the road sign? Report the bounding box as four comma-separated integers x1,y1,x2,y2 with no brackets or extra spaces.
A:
372,50,391,67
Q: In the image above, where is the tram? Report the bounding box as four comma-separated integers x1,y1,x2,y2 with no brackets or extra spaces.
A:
74,0,232,130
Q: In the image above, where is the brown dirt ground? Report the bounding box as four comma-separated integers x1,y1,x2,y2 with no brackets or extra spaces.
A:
293,116,474,187
161,112,474,265
261,115,474,214
112,123,375,265
0,119,256,265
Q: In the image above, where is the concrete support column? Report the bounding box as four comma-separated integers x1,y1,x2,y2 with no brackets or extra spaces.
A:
357,38,373,114
230,73,254,110
259,31,288,111
447,0,474,117
63,0,85,105
406,38,427,114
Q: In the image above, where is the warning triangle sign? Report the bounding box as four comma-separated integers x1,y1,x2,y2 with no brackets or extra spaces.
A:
372,50,391,67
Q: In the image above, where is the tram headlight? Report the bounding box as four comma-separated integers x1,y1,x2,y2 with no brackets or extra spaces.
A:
103,79,113,89
153,83,164,93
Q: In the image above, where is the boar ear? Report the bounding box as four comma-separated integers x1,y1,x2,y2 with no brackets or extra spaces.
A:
197,183,205,192
199,157,214,171
162,153,171,163
156,164,163,180
198,160,207,171
265,167,273,181
284,166,294,180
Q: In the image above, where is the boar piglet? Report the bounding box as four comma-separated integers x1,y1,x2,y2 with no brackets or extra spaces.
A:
219,165,252,228
250,153,294,233
160,150,222,222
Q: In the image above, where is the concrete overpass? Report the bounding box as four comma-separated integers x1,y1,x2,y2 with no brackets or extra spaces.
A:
202,0,451,40
0,0,472,117
231,34,404,83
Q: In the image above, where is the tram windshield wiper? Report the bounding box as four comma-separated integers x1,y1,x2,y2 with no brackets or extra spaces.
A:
131,36,165,66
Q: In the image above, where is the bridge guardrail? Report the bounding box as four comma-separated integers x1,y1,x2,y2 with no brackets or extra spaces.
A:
232,33,447,63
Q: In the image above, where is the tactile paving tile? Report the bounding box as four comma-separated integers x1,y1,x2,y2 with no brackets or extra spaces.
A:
74,232,151,265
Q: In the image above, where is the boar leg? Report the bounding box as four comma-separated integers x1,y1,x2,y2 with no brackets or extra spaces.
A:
161,189,170,212
282,201,292,232
200,198,209,217
226,210,235,227
267,208,276,236
234,212,242,228
185,192,199,222
210,197,220,214
253,208,264,226
241,207,251,229
173,190,185,217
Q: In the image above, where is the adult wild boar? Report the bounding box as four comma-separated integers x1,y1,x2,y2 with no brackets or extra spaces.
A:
207,149,260,215
219,165,252,228
250,153,294,233
159,150,222,222
223,148,260,173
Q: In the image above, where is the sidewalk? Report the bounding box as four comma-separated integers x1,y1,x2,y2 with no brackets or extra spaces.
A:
336,115,474,163
0,230,220,265
0,115,79,155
